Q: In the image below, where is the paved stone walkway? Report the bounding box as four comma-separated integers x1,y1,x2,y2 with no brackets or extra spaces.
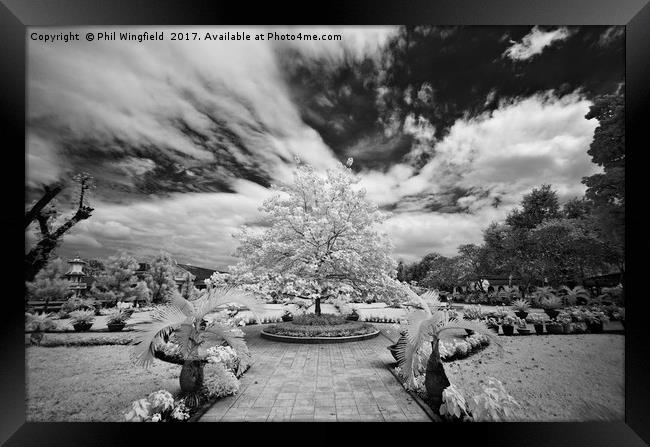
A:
199,325,432,422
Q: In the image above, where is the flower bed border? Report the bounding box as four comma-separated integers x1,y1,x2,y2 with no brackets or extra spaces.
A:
260,329,380,344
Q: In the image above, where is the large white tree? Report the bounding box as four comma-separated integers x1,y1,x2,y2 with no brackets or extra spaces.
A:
231,158,406,315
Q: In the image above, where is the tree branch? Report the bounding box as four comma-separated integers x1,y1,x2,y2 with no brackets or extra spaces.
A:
25,182,64,229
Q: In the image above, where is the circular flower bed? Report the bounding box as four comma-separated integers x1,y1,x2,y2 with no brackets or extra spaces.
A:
261,313,379,342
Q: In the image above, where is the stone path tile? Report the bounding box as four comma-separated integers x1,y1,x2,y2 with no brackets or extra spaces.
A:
199,325,432,422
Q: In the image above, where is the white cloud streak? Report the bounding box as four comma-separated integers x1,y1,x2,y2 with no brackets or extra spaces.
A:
503,26,571,61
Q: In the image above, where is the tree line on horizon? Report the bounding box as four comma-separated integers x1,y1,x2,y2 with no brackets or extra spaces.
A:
397,94,624,296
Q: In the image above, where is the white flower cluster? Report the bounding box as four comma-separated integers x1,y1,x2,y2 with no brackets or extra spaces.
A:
204,362,241,398
363,314,400,323
124,389,190,422
206,345,238,371
438,333,489,361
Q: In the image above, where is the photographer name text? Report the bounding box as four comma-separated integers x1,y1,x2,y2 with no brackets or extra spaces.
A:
30,31,343,44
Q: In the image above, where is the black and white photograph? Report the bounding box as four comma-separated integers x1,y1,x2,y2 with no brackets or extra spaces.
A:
23,25,626,423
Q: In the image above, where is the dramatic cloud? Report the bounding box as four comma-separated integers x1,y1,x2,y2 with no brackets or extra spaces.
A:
503,26,571,61
26,26,622,268
58,180,274,268
27,27,398,201
361,92,600,261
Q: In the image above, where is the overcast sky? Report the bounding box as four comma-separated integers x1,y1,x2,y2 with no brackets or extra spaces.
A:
26,26,624,269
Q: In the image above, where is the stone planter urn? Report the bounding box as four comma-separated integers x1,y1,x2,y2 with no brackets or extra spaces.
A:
72,322,92,332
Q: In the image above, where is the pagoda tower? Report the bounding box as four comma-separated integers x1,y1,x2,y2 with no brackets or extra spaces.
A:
65,257,88,297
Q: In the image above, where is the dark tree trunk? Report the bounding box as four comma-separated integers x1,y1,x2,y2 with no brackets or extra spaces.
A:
424,337,450,413
179,360,204,393
25,206,93,282
25,237,59,282
24,182,64,229
314,297,322,316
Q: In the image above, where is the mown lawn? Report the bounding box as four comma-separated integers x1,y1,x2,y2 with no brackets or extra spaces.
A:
26,345,181,422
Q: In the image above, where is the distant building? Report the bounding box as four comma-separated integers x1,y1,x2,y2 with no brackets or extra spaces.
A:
583,272,623,290
134,261,225,292
64,258,89,297
176,264,224,290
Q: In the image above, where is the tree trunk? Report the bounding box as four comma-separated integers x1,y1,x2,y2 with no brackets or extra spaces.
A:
25,205,93,282
24,182,64,229
424,337,450,413
314,297,322,316
25,237,59,282
179,360,204,393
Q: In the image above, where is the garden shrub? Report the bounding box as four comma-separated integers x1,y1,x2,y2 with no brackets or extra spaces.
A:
463,305,483,320
264,321,376,337
124,390,190,422
292,313,348,326
440,378,520,422
203,362,240,398
59,297,98,317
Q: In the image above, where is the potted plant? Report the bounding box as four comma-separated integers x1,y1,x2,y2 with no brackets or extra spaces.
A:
516,318,531,335
281,309,293,322
615,308,625,329
500,314,517,336
462,305,483,321
485,317,499,333
585,311,609,333
526,313,545,335
106,309,131,332
69,309,95,332
346,307,360,321
540,296,562,320
545,319,564,335
511,298,530,320
132,287,263,400
556,312,573,334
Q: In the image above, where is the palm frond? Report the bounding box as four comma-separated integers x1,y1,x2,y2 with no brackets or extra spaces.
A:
193,287,265,321
175,320,201,359
131,305,190,368
395,310,437,387
171,293,195,317
418,290,443,316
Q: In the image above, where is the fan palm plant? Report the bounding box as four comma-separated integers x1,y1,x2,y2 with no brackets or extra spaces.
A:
394,291,499,412
131,287,264,397
561,286,591,306
530,286,557,307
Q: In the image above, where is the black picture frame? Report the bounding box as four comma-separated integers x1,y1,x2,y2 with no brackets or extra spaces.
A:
1,0,648,445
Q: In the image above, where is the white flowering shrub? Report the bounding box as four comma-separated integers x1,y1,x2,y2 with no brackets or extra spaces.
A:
440,384,470,420
439,379,520,422
124,390,190,422
205,272,230,289
206,345,238,372
203,362,240,398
